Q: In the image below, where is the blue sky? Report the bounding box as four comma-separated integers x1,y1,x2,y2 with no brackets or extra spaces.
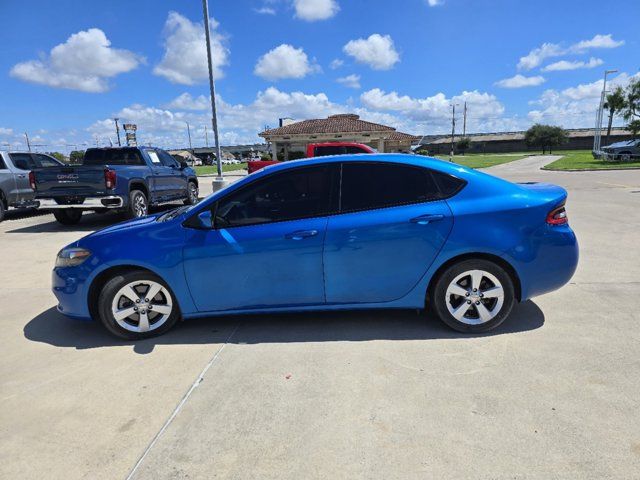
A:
0,0,638,152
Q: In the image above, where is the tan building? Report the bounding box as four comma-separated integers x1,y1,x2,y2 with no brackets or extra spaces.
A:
259,114,418,160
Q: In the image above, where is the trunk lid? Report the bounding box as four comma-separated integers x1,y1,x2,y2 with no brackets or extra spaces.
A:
32,166,109,197
516,182,567,206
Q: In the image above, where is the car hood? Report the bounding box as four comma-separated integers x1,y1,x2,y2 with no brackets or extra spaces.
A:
83,214,160,239
603,140,638,149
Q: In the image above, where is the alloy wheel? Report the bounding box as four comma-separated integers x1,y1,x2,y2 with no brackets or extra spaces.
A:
189,183,198,204
445,269,504,325
111,280,173,333
133,194,147,217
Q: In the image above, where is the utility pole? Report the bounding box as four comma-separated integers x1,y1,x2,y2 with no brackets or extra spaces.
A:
204,125,209,147
593,69,618,156
24,132,31,152
463,101,467,137
186,121,193,150
113,118,122,147
202,0,224,181
449,104,458,162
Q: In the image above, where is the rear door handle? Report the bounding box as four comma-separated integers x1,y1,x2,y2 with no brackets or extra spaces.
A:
410,214,444,225
285,229,319,240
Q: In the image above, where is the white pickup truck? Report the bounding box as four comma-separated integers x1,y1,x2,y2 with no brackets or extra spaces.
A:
0,151,64,222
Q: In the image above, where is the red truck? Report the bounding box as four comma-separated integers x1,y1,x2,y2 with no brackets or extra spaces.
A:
247,142,374,174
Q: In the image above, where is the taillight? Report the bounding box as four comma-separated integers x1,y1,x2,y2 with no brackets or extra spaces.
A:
104,169,117,190
29,171,36,190
546,204,568,225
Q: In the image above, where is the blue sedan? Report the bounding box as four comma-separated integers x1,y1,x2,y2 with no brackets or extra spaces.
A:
52,154,578,339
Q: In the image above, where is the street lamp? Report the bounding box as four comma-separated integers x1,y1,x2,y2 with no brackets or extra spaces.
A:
202,0,225,190
593,69,618,155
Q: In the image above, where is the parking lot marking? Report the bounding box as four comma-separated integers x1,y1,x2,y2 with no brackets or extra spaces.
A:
125,323,240,480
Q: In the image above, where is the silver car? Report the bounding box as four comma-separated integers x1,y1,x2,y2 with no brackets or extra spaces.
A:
0,151,63,222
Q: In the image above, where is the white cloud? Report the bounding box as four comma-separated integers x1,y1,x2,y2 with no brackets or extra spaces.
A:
518,34,624,71
528,72,638,127
153,11,228,85
254,44,317,80
426,0,443,5
293,0,340,21
570,34,624,52
343,34,400,70
0,128,14,136
542,57,603,72
9,28,142,93
165,93,209,110
337,74,361,89
330,58,344,69
495,74,546,88
254,6,276,15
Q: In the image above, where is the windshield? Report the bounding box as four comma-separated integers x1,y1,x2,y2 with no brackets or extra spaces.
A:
83,148,144,166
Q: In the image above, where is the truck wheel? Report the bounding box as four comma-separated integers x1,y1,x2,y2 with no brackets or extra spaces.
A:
0,197,5,223
184,181,199,205
620,152,632,162
126,190,148,219
53,209,82,225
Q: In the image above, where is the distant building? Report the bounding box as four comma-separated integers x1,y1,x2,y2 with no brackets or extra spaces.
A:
419,127,634,155
259,114,419,160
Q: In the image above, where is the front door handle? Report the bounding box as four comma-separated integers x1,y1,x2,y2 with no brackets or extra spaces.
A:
410,214,444,225
285,229,319,240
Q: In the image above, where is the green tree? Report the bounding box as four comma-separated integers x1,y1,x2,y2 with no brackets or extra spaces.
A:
603,86,626,142
69,150,85,164
47,152,67,163
524,124,568,154
456,137,471,156
622,78,640,138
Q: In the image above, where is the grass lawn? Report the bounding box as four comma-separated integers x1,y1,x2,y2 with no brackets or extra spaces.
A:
435,153,530,169
194,162,247,175
543,150,640,170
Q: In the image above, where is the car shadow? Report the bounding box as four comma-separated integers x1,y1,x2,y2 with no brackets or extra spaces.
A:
4,204,181,233
24,300,545,355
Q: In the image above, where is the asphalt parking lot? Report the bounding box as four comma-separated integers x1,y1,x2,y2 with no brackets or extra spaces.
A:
1,157,639,479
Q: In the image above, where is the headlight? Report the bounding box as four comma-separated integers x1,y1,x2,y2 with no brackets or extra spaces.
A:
55,247,92,267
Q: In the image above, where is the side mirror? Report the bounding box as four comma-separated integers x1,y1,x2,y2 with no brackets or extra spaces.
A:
195,210,213,229
179,160,189,169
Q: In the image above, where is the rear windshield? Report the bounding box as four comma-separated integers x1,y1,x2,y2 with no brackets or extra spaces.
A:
83,148,144,166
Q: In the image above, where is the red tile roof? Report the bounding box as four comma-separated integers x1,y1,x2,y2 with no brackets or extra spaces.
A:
260,114,397,136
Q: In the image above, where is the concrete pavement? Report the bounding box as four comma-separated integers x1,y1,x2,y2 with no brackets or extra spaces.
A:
1,156,639,479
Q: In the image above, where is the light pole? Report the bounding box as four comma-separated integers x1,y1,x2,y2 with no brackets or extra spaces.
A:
24,132,31,152
449,104,458,162
593,69,618,155
202,0,224,183
204,125,209,147
113,118,122,147
186,121,193,150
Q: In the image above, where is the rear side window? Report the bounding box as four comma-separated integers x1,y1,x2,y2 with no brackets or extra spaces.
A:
216,165,337,228
431,171,466,197
9,153,35,170
0,155,6,170
340,163,440,212
345,145,369,154
83,148,144,166
314,146,344,157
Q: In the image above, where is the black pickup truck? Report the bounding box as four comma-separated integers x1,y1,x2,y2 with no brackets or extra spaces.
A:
31,147,199,225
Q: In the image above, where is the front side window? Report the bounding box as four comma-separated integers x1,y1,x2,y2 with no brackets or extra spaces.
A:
33,154,61,168
345,145,369,154
157,150,179,168
340,163,441,212
216,165,336,228
314,145,344,157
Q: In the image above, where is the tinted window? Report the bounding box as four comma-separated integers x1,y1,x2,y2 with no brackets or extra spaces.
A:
83,148,144,166
314,146,344,156
431,171,465,197
0,155,6,170
341,163,440,212
345,145,368,154
9,153,35,170
33,154,61,168
157,150,179,167
216,166,335,228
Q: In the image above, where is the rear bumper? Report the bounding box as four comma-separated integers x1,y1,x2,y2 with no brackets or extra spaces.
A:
37,195,124,209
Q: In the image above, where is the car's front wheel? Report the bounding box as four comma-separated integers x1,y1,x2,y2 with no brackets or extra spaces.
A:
431,259,515,333
184,181,199,205
98,270,180,339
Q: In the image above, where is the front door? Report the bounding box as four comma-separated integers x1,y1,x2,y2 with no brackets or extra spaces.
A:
8,153,35,203
157,149,188,199
146,150,173,202
323,162,454,304
182,164,338,312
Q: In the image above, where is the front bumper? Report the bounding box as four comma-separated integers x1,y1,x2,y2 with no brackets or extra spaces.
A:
52,266,95,320
37,195,124,209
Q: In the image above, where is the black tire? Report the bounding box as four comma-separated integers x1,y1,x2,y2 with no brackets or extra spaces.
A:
98,270,180,340
53,209,82,225
126,189,148,219
620,152,632,162
0,196,5,223
184,181,199,205
431,259,515,333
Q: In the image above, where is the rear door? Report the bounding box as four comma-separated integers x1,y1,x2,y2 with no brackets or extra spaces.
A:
8,153,35,202
0,154,19,204
323,162,454,304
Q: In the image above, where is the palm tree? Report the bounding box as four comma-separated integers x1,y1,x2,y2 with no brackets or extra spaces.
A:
603,86,626,143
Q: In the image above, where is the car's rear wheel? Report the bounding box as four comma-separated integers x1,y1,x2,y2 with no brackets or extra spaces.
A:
184,181,199,205
53,209,82,225
126,190,148,219
0,197,5,223
431,259,515,333
98,270,180,339
620,152,632,162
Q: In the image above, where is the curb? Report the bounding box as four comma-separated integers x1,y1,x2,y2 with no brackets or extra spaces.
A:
541,166,640,172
